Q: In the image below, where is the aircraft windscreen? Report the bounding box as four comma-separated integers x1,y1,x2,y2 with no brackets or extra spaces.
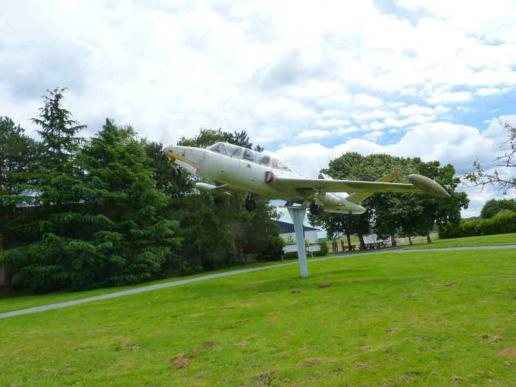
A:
208,143,227,155
225,144,242,159
259,155,270,166
271,158,289,171
209,143,289,170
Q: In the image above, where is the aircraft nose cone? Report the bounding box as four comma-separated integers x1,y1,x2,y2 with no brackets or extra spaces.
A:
165,145,183,161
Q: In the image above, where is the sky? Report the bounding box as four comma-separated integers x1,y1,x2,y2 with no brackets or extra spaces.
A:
1,0,515,217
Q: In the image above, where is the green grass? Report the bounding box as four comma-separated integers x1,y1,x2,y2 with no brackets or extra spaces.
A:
404,233,516,249
0,259,299,314
1,249,515,386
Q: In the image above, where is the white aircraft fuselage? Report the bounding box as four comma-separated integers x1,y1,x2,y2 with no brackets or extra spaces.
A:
166,143,366,214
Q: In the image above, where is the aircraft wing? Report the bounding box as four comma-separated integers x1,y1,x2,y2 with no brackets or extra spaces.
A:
270,173,449,198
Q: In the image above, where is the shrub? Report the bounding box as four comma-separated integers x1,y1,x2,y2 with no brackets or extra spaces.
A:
260,236,285,261
314,241,329,257
438,212,516,239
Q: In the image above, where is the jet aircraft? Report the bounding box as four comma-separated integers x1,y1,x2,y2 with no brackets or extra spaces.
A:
165,142,450,215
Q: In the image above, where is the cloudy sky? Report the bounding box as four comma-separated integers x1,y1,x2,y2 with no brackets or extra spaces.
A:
1,0,515,216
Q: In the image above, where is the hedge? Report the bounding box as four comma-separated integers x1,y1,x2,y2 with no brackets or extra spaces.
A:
438,212,516,239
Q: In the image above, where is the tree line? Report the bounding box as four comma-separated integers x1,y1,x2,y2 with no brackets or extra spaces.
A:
0,89,282,293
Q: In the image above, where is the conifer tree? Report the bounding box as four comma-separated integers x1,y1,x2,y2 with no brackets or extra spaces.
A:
79,119,180,286
0,117,39,291
20,88,98,292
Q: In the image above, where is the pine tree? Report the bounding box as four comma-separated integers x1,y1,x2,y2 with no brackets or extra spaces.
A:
0,117,39,292
19,88,99,292
79,119,180,286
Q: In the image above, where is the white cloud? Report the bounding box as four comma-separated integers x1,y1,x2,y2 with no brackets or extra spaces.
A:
297,126,360,140
297,129,332,139
351,110,394,122
315,118,351,127
427,91,473,105
475,87,510,97
398,104,436,117
352,94,384,108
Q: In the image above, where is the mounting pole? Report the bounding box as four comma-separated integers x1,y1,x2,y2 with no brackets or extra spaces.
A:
287,206,309,278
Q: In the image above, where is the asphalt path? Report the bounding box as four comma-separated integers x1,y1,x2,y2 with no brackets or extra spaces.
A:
1,245,515,320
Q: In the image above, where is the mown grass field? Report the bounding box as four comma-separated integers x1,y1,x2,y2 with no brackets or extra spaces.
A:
2,233,513,315
404,233,516,250
1,248,515,386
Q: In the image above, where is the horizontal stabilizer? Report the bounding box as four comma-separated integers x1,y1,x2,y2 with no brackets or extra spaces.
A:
346,170,400,204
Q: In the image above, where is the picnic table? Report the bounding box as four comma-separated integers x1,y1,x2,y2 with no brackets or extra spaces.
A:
361,241,387,250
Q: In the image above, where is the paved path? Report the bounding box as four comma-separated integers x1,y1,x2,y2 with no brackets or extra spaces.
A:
1,245,514,320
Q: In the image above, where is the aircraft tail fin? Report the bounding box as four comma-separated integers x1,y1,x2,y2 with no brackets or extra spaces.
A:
346,170,400,204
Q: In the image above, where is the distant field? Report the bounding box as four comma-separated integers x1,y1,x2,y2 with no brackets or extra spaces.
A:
404,233,516,249
1,249,515,386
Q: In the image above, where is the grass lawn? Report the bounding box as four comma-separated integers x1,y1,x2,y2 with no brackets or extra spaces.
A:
404,233,516,250
0,259,300,315
1,249,515,386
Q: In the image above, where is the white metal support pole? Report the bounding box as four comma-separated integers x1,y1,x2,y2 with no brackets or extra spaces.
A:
287,206,309,278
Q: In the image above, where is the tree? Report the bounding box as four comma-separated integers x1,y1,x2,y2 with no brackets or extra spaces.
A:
14,89,93,292
480,198,516,219
0,117,39,291
310,153,468,247
465,120,515,192
77,119,180,287
409,161,468,243
32,88,85,169
6,90,180,293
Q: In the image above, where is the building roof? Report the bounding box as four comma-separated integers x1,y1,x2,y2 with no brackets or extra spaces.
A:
273,220,320,234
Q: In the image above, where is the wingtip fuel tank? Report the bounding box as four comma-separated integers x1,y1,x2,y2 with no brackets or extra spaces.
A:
408,174,450,198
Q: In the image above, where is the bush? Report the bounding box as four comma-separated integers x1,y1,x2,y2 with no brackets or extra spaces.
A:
438,212,516,239
260,236,285,261
314,241,328,257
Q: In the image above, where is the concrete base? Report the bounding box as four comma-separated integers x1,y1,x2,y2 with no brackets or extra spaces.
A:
287,206,309,278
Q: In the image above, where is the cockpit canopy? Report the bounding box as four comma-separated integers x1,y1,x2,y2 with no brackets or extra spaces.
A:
207,142,290,171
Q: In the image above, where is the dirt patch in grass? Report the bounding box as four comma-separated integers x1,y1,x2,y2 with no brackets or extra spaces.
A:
475,334,504,343
186,348,204,357
451,375,464,383
171,355,191,369
250,370,276,386
498,348,516,357
203,340,217,348
300,358,322,367
318,283,331,289
290,288,302,294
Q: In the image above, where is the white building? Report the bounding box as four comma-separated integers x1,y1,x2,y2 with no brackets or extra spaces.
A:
273,220,321,253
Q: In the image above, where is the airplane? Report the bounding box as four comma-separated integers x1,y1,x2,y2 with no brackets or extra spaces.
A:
164,142,450,215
